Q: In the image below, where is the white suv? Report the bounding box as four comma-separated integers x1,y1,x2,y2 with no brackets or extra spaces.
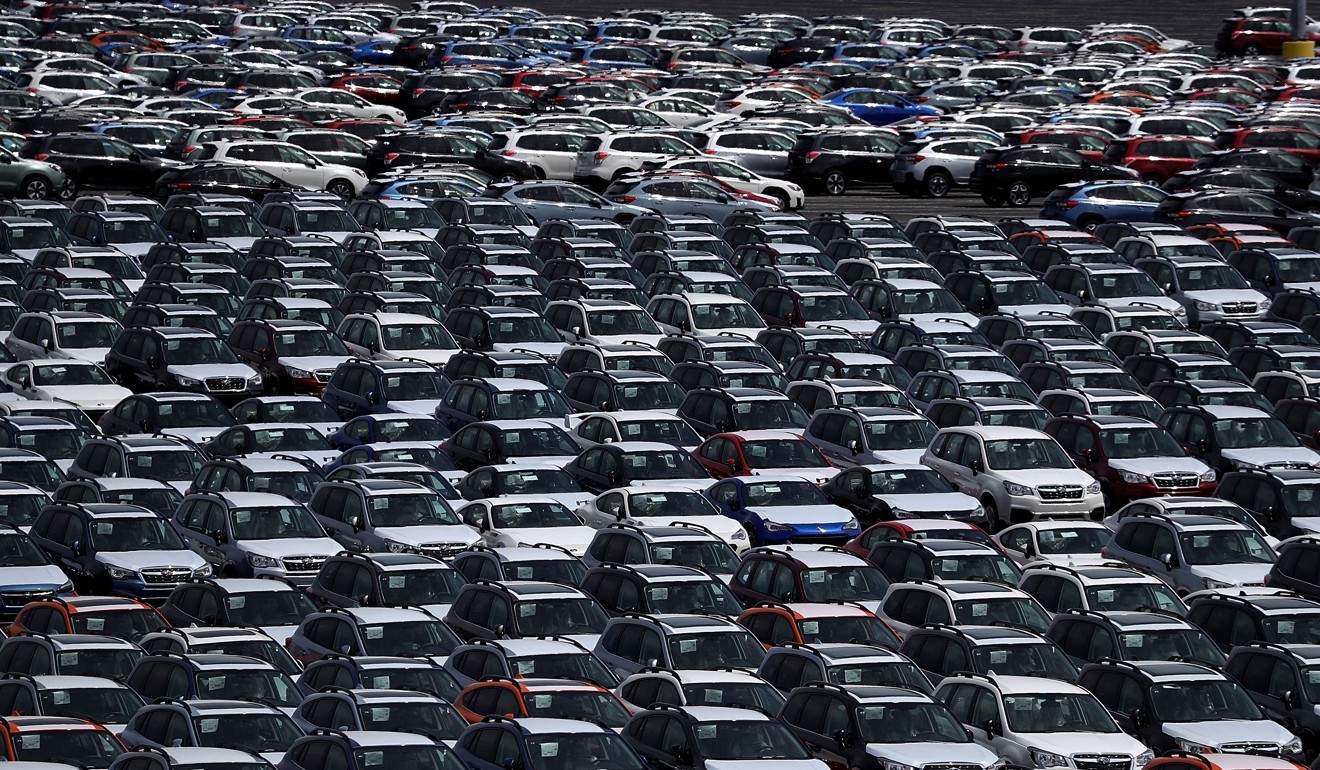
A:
921,426,1104,528
934,673,1152,770
574,131,701,186
191,140,369,198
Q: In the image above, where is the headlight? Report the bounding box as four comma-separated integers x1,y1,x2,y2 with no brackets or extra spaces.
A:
194,563,212,577
884,762,918,770
988,760,1008,770
247,553,280,569
1259,301,1272,312
1135,749,1154,768
56,581,73,594
1176,739,1212,754
1029,749,1068,768
1200,468,1217,483
1118,470,1149,484
1085,481,1102,494
1284,736,1304,755
1004,482,1032,496
384,539,417,553
1202,578,1232,589
246,374,262,385
104,565,136,580
286,367,311,379
763,521,794,533
176,375,199,387
1193,300,1220,312
731,529,747,541
1172,306,1187,317
843,517,859,530
891,508,917,519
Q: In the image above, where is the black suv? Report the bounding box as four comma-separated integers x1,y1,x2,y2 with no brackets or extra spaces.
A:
104,326,262,401
970,145,1133,207
1226,642,1320,756
1267,536,1320,599
307,552,466,611
1187,592,1320,653
900,624,1078,683
786,129,902,195
580,563,741,618
1046,609,1225,668
19,133,171,194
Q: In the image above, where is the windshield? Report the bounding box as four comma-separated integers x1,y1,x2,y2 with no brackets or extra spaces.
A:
953,598,1050,633
229,506,324,540
1034,527,1114,554
624,450,706,480
54,648,143,679
192,640,300,677
525,734,643,770
587,309,661,336
692,720,810,760
514,598,609,637
0,532,48,565
195,669,300,707
994,278,1059,305
223,590,318,627
498,427,579,457
58,322,119,350
799,293,869,321
490,501,579,529
361,667,460,701
31,364,113,386
1178,529,1276,565
740,439,828,468
1214,417,1300,449
0,459,63,492
972,644,1077,680
866,419,936,450
650,540,738,574
856,702,970,743
871,469,955,494
274,330,348,357
1150,681,1262,722
90,517,185,551
8,727,122,768
156,399,236,428
162,336,239,365
1091,272,1162,298
259,400,340,423
735,399,809,430
826,660,932,692
494,389,569,419
800,567,889,602
742,480,827,507
383,323,455,352
667,630,765,669
930,554,1021,584
369,493,460,527
799,616,901,649
683,682,784,712
627,491,718,518
1117,629,1225,664
247,471,321,501
645,580,741,616
196,713,302,754
250,427,330,453
381,372,450,400
501,558,587,586
38,686,141,724
378,568,465,605
615,381,683,411
984,438,1073,470
1084,583,1186,616
357,702,468,742
360,619,459,656
1002,693,1119,733
521,690,630,728
489,316,560,343
1098,427,1185,458
495,469,579,495
693,301,764,330
1175,265,1249,290
72,609,165,640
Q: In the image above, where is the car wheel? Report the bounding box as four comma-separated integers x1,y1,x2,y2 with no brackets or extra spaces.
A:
1244,43,1262,55
326,179,355,199
1005,180,1032,207
923,169,953,198
983,496,1002,532
55,179,77,201
19,176,50,200
981,190,1006,207
743,524,761,547
823,170,847,195
765,188,792,209
1139,174,1163,186
1077,214,1105,231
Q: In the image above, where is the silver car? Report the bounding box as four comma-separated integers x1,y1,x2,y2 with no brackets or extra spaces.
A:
889,136,999,197
700,129,796,176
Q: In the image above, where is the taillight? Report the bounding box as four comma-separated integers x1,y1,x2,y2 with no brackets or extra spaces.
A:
412,88,425,97
174,80,186,90
384,152,400,163
724,100,741,108
501,150,516,156
123,67,133,73
230,24,240,32
612,195,637,203
989,162,1008,170
594,152,609,161
806,151,821,161
1061,200,1080,208
703,148,716,154
174,182,191,189
902,154,925,162
1171,210,1193,218
183,146,196,155
34,153,48,160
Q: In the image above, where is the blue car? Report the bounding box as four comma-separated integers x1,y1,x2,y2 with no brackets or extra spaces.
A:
280,25,355,53
822,88,940,125
568,43,657,70
348,39,397,63
704,475,861,547
1039,180,1168,229
827,43,906,68
327,413,451,451
371,177,485,201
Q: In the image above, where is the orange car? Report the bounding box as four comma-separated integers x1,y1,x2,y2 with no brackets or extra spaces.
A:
0,716,125,767
1145,752,1307,770
453,677,633,728
738,601,902,649
7,596,168,642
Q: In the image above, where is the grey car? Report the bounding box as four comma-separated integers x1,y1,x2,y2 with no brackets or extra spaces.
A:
492,180,651,224
280,129,372,171
700,129,796,176
601,176,774,220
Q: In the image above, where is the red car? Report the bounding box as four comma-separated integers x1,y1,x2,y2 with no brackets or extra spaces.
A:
842,520,1003,559
1217,126,1320,164
1013,128,1109,161
1101,135,1217,183
508,68,591,97
1217,15,1318,55
692,430,836,482
330,74,403,104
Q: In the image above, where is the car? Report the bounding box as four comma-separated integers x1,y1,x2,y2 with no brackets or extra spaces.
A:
455,715,649,770
291,687,467,740
1103,511,1277,594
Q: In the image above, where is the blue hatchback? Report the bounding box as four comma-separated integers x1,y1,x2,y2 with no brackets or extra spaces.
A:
703,475,860,547
822,88,940,125
1039,181,1168,229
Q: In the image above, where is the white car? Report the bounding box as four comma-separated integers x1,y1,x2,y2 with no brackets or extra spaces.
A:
633,95,716,127
191,140,369,198
490,129,588,181
1,360,130,415
575,483,746,550
995,521,1116,566
650,156,805,209
889,136,1000,198
294,88,406,123
457,495,597,557
573,131,702,185
337,313,460,366
15,71,115,105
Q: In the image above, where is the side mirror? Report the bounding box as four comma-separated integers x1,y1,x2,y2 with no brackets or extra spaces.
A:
70,540,84,556
1132,708,1149,727
366,391,380,405
1265,274,1276,286
570,325,582,337
1160,552,1177,570
348,516,362,531
1275,208,1288,218
147,355,161,369
778,589,795,602
1163,283,1174,295
259,347,271,361
1023,541,1036,557
726,458,741,472
832,730,853,749
983,718,1000,737
848,440,861,454
129,152,141,162
1285,690,1302,710
39,339,50,351
970,458,983,475
716,193,731,203
1081,448,1095,462
1195,437,1209,453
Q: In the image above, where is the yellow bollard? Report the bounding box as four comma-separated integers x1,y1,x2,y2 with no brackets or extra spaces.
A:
1283,39,1317,59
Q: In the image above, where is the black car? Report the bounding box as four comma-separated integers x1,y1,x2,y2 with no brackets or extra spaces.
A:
969,145,1133,207
1162,168,1320,210
436,87,542,115
19,132,174,195
767,36,836,67
153,164,296,200
787,129,902,195
397,71,501,118
366,131,534,179
1192,147,1317,188
1154,189,1320,235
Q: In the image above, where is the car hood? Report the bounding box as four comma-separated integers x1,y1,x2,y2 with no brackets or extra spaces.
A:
391,399,445,416
501,526,596,556
744,504,854,524
864,741,999,767
703,761,829,770
97,550,205,571
1180,289,1268,306
593,334,665,349
1219,447,1320,470
389,349,455,365
373,525,479,548
1018,732,1147,758
869,448,926,465
279,355,350,373
633,514,741,540
493,341,565,359
807,319,879,337
211,236,259,250
875,492,981,516
35,384,132,409
160,426,223,444
167,363,255,380
246,449,341,467
1190,563,1272,587
996,468,1095,487
1162,720,1294,749
1107,457,1210,475
108,242,154,259
904,312,980,328
1107,295,1183,314
1288,517,1320,535
747,468,839,484
64,347,111,365
240,537,342,558
0,564,71,589
1000,303,1074,316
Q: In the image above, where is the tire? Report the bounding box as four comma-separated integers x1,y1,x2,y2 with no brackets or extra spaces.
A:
326,179,355,199
1139,174,1163,186
923,169,953,198
982,496,1002,533
1244,43,1262,55
19,175,50,200
765,188,792,210
498,172,521,183
743,524,761,548
55,179,77,201
823,170,847,195
1005,180,1032,207
982,191,1006,207
1077,214,1105,231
